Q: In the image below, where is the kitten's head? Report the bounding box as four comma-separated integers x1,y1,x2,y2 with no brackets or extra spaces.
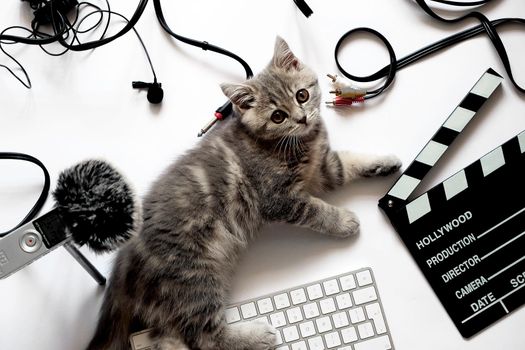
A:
221,37,321,141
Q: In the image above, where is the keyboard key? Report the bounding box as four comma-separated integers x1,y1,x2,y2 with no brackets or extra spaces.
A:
290,288,307,305
366,303,387,334
341,326,358,343
352,286,377,305
270,312,287,328
339,274,357,291
282,325,300,342
332,311,349,328
307,336,324,350
320,297,336,314
274,293,291,309
356,270,373,287
324,331,342,348
286,307,303,324
291,340,307,350
299,321,316,337
349,307,366,323
336,293,353,309
316,316,333,333
353,335,392,350
307,284,324,300
339,347,352,350
303,302,320,319
253,316,269,325
323,279,340,295
257,298,274,314
240,302,257,319
358,321,375,339
225,307,241,323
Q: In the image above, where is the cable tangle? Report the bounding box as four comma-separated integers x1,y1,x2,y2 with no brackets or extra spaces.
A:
0,0,151,88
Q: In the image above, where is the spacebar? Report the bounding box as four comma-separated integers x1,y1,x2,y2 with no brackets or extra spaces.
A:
353,335,392,350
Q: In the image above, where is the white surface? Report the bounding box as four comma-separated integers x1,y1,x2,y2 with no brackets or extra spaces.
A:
1,0,524,349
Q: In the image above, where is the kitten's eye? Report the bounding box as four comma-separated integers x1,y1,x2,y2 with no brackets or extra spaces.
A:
271,110,288,124
296,89,309,103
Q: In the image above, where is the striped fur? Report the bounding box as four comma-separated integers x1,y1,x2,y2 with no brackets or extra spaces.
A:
86,37,401,350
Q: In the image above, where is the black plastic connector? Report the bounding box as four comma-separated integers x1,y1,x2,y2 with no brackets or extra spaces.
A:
293,0,313,18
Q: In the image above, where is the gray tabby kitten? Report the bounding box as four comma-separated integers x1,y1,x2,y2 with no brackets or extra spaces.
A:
86,37,401,350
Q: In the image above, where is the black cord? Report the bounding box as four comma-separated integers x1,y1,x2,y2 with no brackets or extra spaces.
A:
335,28,397,100
0,0,151,88
334,0,524,99
52,0,149,51
293,0,313,18
70,8,158,81
152,0,253,118
0,153,51,237
153,0,252,79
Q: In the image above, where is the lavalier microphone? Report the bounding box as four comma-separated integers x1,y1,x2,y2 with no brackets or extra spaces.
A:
132,80,164,104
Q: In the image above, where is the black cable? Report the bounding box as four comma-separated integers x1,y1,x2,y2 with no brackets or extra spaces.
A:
0,0,152,88
152,0,253,120
334,0,524,100
152,0,252,79
35,2,108,57
335,28,397,100
70,8,158,81
293,0,313,18
52,0,149,51
0,153,51,237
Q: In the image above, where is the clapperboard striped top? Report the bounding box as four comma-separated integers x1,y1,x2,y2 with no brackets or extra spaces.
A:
379,68,503,212
403,130,524,224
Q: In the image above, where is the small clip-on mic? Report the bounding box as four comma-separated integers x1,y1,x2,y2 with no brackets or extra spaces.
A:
131,29,164,104
132,79,164,104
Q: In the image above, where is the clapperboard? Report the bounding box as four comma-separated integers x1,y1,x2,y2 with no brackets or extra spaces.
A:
379,68,525,338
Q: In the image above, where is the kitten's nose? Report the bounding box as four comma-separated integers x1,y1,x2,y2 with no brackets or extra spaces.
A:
297,116,307,125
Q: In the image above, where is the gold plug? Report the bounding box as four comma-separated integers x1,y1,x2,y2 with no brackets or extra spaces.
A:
327,74,338,83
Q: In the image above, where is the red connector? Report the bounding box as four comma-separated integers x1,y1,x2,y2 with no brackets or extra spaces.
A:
198,101,233,137
325,96,365,107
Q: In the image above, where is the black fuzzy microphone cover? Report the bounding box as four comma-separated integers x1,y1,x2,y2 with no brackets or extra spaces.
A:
53,160,140,253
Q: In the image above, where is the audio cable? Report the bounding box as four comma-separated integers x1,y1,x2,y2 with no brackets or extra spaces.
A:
1,0,163,103
329,0,524,106
151,0,253,136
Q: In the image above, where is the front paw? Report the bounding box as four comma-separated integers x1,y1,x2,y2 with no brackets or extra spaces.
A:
242,320,278,350
363,155,402,177
332,210,360,238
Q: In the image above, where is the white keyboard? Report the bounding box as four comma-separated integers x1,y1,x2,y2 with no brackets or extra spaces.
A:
130,267,395,350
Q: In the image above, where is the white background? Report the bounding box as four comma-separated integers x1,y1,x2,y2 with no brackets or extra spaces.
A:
1,0,524,349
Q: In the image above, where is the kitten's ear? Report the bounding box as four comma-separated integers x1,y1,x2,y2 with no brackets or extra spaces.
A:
220,83,255,109
272,36,301,71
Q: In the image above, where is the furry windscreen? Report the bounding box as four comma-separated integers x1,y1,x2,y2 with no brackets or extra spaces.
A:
53,160,138,253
